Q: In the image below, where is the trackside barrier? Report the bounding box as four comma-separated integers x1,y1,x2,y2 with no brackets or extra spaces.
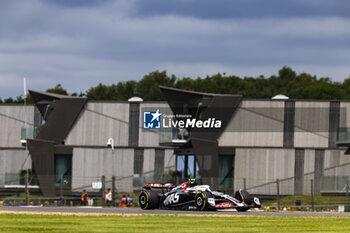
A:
0,173,349,211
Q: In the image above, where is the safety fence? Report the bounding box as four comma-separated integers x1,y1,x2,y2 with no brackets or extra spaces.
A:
0,173,349,212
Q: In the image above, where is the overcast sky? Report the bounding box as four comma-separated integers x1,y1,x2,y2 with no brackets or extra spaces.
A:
0,0,349,98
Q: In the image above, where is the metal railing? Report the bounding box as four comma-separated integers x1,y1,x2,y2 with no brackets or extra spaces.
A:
0,173,349,212
21,127,38,140
159,127,189,145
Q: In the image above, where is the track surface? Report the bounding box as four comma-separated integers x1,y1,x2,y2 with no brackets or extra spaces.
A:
1,206,350,217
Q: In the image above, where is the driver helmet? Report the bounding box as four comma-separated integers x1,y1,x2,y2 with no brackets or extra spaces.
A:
188,179,197,187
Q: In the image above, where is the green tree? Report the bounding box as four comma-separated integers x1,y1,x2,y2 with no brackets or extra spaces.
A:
71,92,85,97
342,77,350,99
86,83,110,100
135,71,176,101
46,84,68,95
2,66,349,102
4,97,14,103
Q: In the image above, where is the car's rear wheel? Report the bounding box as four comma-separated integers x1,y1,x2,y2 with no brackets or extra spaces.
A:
195,191,213,211
139,189,159,210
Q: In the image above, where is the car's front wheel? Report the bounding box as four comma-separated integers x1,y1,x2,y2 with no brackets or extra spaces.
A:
235,189,253,205
195,191,213,211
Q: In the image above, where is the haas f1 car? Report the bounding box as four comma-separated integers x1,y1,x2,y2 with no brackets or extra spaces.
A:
139,180,261,211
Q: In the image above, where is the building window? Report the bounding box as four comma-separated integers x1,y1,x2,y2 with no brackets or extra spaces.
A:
176,155,200,179
218,154,235,189
129,103,139,146
134,149,144,175
154,149,164,176
55,154,72,188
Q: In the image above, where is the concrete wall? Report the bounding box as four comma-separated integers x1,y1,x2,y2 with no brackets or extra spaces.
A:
233,148,350,195
71,148,175,192
3,100,350,195
294,101,329,148
219,100,284,147
0,105,34,186
324,150,350,176
71,148,134,192
339,102,350,143
0,105,34,147
164,149,176,173
339,102,350,128
301,149,315,195
234,148,295,195
143,149,155,175
65,102,129,146
322,149,350,192
0,150,32,186
299,149,350,193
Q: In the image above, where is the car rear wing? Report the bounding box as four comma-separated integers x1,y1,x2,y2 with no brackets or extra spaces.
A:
143,183,175,195
145,183,175,188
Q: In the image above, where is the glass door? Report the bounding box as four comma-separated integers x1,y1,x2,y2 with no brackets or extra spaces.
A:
219,154,234,189
55,154,72,187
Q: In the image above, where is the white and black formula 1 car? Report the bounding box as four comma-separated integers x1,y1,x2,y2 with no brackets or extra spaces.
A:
139,180,261,211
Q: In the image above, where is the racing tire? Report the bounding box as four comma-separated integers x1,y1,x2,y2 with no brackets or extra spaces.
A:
139,189,159,210
195,191,214,211
235,189,253,205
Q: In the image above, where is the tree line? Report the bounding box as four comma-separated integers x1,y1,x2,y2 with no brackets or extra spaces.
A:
1,66,350,103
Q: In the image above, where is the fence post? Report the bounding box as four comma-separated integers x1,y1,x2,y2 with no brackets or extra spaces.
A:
276,179,280,210
311,179,314,212
25,172,29,206
346,180,349,212
243,178,246,190
102,176,106,207
112,176,116,207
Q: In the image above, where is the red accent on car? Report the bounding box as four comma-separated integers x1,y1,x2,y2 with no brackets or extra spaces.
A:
146,183,175,188
181,182,188,190
147,183,162,187
215,202,234,208
163,183,175,188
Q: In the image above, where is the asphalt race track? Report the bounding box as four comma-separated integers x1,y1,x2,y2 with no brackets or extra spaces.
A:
1,206,350,217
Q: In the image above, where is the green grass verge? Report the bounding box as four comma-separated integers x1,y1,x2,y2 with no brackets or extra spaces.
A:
262,195,349,210
0,213,349,233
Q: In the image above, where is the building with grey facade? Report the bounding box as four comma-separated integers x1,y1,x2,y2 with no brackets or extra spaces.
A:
1,87,350,197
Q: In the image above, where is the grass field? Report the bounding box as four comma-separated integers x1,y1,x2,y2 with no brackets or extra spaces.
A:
262,195,348,207
0,212,349,233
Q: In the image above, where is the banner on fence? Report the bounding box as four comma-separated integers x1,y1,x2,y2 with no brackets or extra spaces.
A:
92,181,102,189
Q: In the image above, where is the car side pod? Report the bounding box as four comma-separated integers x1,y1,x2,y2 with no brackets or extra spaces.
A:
139,189,159,210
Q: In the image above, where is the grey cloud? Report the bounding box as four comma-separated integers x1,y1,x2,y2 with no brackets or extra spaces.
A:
135,0,350,19
44,0,114,8
0,0,349,99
